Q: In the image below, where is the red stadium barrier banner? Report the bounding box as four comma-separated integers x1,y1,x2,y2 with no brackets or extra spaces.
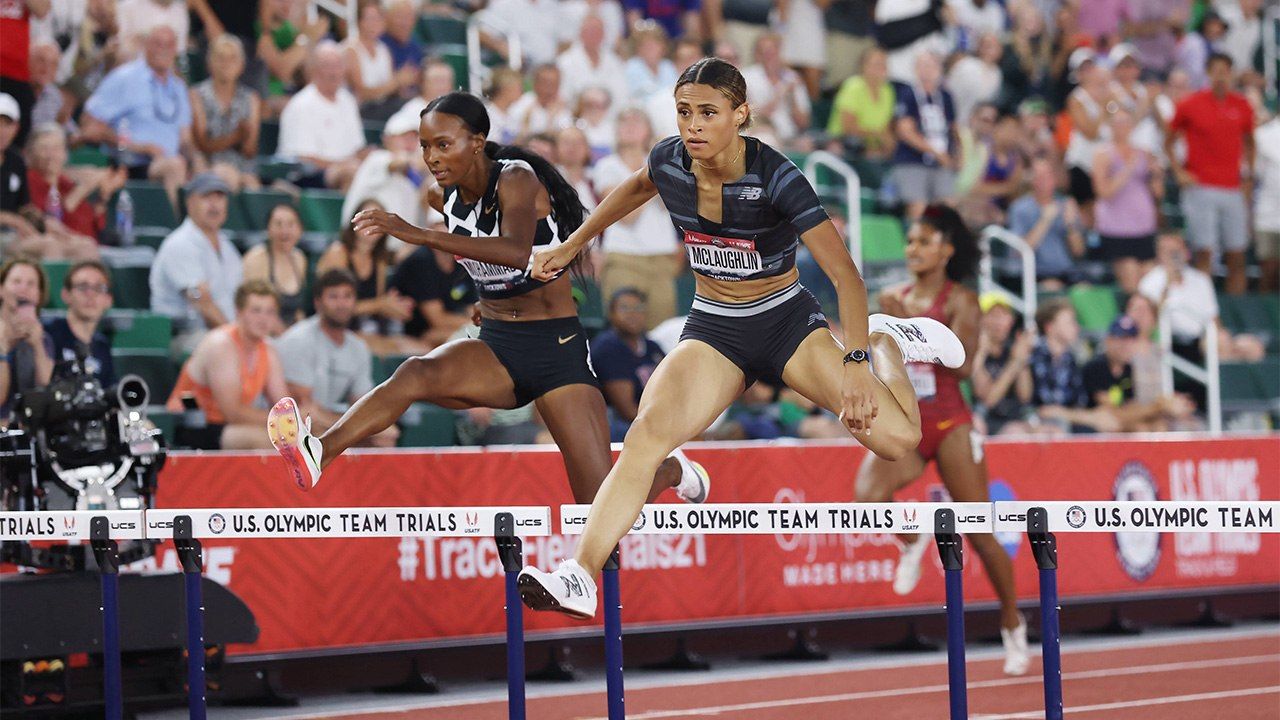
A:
122,435,1280,655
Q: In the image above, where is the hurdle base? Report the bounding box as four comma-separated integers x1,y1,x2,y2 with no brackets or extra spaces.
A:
220,668,299,708
875,621,941,652
1178,599,1234,629
640,638,710,671
525,646,576,682
371,659,440,695
760,628,829,662
1082,606,1142,636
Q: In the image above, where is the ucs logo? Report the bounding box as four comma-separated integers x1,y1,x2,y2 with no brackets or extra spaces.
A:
514,518,543,528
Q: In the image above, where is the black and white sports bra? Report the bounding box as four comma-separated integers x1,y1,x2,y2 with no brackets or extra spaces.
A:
441,158,565,300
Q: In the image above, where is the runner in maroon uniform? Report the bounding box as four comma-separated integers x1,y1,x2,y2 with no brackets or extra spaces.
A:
856,204,1029,675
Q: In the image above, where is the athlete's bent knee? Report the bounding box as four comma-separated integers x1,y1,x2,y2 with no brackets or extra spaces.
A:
391,356,442,394
622,413,680,455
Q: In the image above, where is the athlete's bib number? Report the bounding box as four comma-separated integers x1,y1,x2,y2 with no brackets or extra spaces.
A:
906,363,937,400
684,229,763,280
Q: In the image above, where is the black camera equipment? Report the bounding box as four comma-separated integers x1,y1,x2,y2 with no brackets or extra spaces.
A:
1,349,167,570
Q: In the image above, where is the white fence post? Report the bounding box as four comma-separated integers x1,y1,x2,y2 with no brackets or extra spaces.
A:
802,151,862,270
978,225,1038,333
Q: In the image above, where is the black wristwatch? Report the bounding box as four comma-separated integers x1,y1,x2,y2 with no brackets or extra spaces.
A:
842,348,870,365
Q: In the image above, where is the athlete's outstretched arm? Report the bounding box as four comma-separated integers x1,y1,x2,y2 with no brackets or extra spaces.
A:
351,165,542,270
801,219,878,431
531,166,658,280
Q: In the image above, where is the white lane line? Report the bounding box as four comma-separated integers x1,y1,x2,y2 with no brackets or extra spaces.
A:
243,626,1280,720
971,686,1280,720
578,654,1280,720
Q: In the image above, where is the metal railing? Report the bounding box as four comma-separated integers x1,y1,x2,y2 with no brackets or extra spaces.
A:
1158,311,1222,435
467,18,521,97
308,0,356,36
1265,5,1279,108
802,151,862,269
979,225,1038,332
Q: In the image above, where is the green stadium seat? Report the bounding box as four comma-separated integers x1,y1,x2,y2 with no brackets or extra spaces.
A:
119,181,177,229
860,214,906,263
240,189,296,229
1222,294,1279,336
112,350,177,400
439,51,470,92
183,49,208,84
362,122,383,147
1069,284,1120,334
1219,363,1258,403
146,410,177,444
415,15,467,44
42,260,72,309
68,145,110,167
109,312,172,350
397,402,457,447
373,355,410,385
299,190,347,233
258,120,280,156
223,192,252,232
135,229,169,250
1252,357,1280,400
110,266,151,310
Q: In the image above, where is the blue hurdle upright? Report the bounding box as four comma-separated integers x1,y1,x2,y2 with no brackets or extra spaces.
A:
173,516,207,720
1027,507,1063,720
495,512,527,720
602,548,624,720
933,508,968,720
89,517,124,720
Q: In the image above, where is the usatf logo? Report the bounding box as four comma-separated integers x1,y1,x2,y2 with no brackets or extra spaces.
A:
1114,461,1161,582
900,507,919,531
631,512,647,532
1065,505,1087,529
738,186,762,201
64,517,76,531
465,512,479,528
208,513,226,535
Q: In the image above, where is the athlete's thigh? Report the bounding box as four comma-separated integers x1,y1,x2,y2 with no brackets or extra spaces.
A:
932,424,990,501
535,384,614,504
631,339,747,446
855,445,927,501
413,338,520,410
779,326,844,406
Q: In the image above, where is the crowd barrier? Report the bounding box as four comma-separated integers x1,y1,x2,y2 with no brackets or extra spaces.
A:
3,500,1276,720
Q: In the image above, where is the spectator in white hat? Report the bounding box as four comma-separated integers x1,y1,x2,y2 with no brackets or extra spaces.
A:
341,106,436,255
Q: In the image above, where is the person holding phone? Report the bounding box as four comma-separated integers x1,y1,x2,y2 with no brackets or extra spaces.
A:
0,258,54,421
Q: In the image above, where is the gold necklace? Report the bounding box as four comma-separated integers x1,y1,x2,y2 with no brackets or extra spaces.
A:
693,138,744,170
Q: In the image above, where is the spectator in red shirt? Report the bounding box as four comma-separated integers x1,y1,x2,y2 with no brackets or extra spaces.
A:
25,124,126,260
1164,52,1256,296
0,0,51,147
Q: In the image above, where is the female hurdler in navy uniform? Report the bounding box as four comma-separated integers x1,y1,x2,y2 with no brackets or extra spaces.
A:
266,92,708,508
517,58,965,618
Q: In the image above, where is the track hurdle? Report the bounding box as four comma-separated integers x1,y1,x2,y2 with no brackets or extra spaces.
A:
994,500,1280,720
0,510,146,720
142,505,551,720
560,502,993,720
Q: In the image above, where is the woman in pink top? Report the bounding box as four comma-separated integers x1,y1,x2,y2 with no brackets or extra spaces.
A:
1091,107,1164,294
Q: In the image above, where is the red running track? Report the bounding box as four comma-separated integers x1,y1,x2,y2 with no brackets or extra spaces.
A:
304,630,1280,720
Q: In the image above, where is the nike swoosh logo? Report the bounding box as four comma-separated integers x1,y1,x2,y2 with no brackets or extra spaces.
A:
483,204,497,215
558,334,578,345
937,419,955,431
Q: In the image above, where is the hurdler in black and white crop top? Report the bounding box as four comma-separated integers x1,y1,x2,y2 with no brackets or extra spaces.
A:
646,135,830,282
441,158,565,300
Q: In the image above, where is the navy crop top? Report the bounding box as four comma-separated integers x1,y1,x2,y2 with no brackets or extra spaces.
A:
646,135,830,282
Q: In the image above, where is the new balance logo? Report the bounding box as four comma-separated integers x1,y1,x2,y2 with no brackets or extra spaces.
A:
738,186,762,201
808,312,826,326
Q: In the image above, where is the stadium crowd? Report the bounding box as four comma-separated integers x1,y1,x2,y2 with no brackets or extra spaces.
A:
0,0,1277,448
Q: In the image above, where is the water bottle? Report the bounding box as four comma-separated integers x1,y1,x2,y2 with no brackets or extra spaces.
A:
116,187,135,246
47,184,63,222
